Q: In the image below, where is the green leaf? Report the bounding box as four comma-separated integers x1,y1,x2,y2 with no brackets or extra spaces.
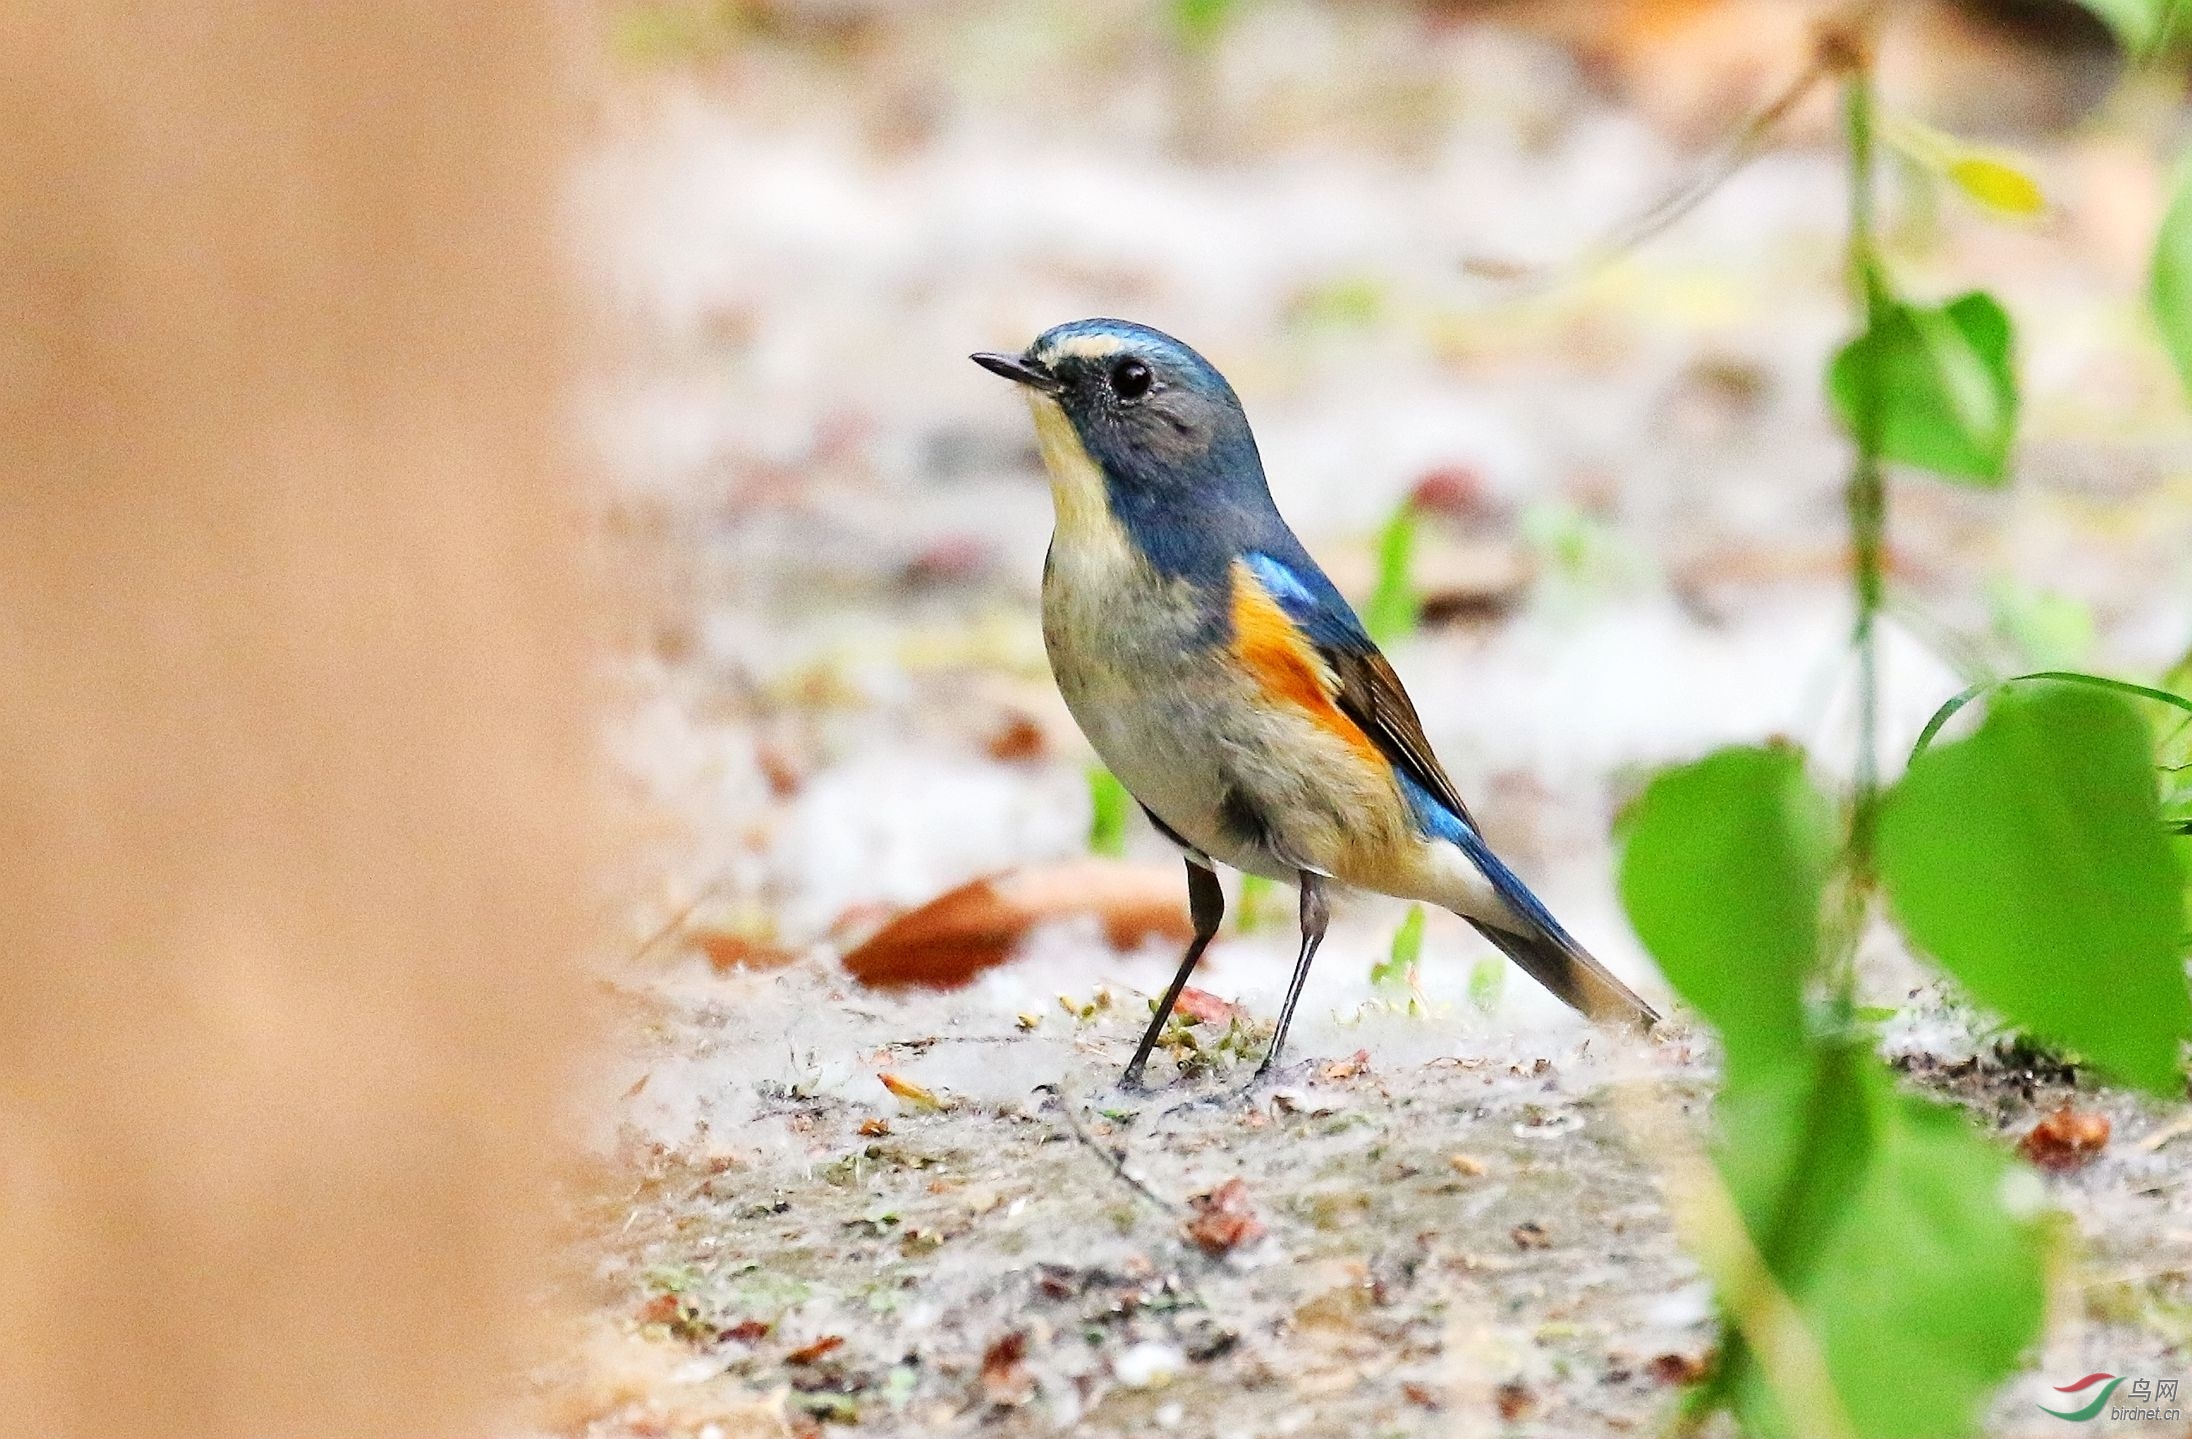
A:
1946,157,2046,219
1806,1090,2045,1439
2152,153,2192,398
1730,1063,2047,1439
1171,0,1238,49
1087,766,1130,857
1716,1039,1880,1294
2074,0,2189,54
1719,1051,2047,1439
1371,905,1424,991
1235,873,1273,933
1911,669,2192,758
1986,580,2092,670
1883,117,2046,219
2163,641,2192,701
1830,292,2017,484
1881,681,2192,1095
1362,499,1420,646
1617,745,1837,1078
1289,275,1386,331
1467,954,1505,1012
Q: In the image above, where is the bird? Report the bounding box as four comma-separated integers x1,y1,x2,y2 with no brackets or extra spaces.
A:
972,319,1658,1088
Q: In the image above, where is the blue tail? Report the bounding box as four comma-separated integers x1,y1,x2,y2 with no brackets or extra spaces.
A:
1448,826,1658,1028
1397,771,1658,1028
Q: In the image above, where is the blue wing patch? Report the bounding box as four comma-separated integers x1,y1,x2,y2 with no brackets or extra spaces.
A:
1243,549,1373,653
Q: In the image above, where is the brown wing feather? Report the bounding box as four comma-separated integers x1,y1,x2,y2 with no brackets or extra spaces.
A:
1322,645,1477,830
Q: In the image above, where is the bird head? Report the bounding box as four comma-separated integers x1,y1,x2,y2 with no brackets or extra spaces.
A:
971,319,1267,522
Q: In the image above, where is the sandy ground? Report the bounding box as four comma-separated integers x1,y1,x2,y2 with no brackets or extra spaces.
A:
547,5,2192,1435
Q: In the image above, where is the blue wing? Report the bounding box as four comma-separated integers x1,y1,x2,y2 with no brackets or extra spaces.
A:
1244,551,1657,1026
1241,548,1479,835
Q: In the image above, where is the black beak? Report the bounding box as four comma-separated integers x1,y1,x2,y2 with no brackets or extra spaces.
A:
970,351,1062,393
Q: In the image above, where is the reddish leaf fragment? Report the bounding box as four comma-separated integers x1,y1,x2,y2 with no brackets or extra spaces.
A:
858,1118,892,1138
2019,1104,2110,1173
1320,1049,1372,1081
1647,1351,1711,1386
786,1335,845,1366
879,1072,950,1112
1402,1381,1443,1410
903,535,990,587
1173,987,1243,1026
842,861,1192,991
721,1318,771,1344
1495,1379,1537,1421
692,929,795,975
636,1293,681,1326
1410,465,1491,518
985,715,1047,762
1184,1177,1266,1256
755,740,805,798
980,1331,1034,1406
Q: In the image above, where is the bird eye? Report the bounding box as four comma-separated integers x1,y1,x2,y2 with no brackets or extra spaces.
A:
1109,357,1153,402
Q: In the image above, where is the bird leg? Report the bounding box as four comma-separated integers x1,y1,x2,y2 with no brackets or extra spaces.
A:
1120,858,1225,1090
1257,871,1328,1078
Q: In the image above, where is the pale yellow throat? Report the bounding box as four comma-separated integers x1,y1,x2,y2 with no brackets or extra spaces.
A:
1028,394,1123,548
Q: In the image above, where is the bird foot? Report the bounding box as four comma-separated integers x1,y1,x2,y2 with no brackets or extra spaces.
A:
1247,1056,1321,1091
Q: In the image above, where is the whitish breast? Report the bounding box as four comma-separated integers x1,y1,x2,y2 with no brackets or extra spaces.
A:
1028,394,1235,860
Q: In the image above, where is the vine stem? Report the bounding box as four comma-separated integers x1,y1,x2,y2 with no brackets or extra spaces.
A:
1836,34,1888,1013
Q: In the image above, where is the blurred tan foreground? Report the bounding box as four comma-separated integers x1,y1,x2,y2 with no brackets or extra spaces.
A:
0,6,598,1437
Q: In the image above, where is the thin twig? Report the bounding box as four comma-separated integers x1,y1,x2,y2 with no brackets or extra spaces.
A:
1039,1084,1183,1217
1461,38,1832,296
2139,1109,2192,1153
1832,9,1889,1014
625,876,729,966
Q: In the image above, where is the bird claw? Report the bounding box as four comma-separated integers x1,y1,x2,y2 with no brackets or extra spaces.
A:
1247,1056,1320,1091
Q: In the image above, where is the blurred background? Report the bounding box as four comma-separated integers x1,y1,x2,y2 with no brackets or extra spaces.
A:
8,1,2191,1437
600,0,2186,1038
579,3,2192,1436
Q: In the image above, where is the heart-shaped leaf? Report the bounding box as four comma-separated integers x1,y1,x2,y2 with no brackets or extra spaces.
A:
1619,744,1836,1079
1724,1055,2047,1439
1881,681,2191,1094
1830,292,2017,485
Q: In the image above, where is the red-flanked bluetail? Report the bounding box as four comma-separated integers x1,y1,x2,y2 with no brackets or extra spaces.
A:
974,319,1658,1088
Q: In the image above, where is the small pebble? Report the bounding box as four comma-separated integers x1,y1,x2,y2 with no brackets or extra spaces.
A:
1114,1340,1186,1389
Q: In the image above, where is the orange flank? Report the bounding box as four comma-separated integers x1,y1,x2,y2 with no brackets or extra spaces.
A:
1227,561,1384,767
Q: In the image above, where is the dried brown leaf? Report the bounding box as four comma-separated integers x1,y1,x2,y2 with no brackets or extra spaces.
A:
841,861,1191,990
1173,986,1244,1026
691,929,795,975
1647,1351,1712,1386
2019,1104,2110,1173
984,715,1047,762
1320,1049,1372,1081
1184,1177,1266,1256
1495,1379,1537,1421
785,1335,844,1366
979,1331,1033,1406
878,1072,950,1112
